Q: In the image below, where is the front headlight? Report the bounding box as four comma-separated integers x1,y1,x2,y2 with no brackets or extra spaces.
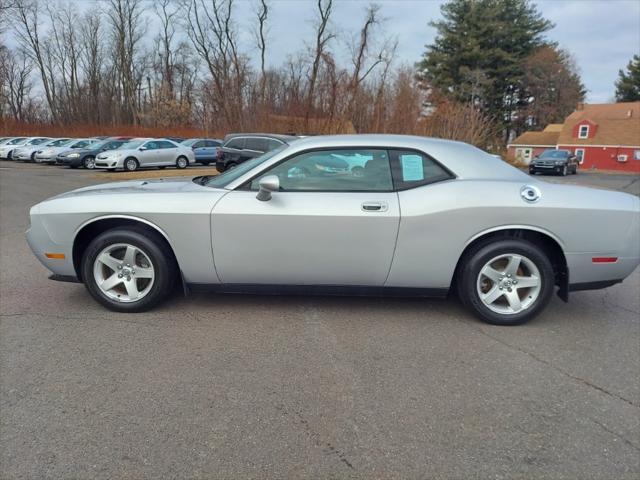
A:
67,153,80,158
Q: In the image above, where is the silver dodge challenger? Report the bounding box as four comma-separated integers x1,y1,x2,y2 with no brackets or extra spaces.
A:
26,135,640,325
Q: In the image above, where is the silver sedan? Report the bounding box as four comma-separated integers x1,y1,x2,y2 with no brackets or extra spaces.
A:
26,135,640,325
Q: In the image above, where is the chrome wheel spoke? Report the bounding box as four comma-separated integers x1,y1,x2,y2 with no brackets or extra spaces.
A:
505,255,522,276
123,245,138,266
124,279,140,299
482,286,504,305
97,252,120,271
505,290,522,311
101,273,122,291
515,275,539,289
135,267,154,279
480,265,502,283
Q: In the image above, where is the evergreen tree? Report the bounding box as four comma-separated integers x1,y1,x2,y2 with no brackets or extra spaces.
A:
615,55,640,102
417,0,553,140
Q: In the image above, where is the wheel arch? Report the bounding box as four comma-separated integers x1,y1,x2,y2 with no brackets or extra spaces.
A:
72,215,179,281
451,227,569,302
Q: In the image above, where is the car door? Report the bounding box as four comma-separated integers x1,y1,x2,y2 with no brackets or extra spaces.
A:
156,140,178,165
211,148,400,286
223,137,245,162
139,141,159,166
242,137,267,162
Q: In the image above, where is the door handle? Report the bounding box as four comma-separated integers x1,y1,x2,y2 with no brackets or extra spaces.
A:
361,201,388,212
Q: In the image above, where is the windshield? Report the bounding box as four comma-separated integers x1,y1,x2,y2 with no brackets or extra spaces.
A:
45,138,70,147
203,144,289,189
538,150,569,160
71,139,94,148
8,138,27,144
27,138,49,145
121,139,146,149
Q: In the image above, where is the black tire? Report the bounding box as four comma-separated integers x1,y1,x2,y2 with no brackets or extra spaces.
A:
176,156,188,169
70,165,78,169
81,227,177,313
200,161,210,166
124,157,139,172
458,239,554,326
30,152,37,162
226,162,237,170
560,165,567,176
83,156,96,169
159,166,167,169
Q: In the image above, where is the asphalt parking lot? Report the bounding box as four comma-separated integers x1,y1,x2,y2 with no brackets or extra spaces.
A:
1,162,639,479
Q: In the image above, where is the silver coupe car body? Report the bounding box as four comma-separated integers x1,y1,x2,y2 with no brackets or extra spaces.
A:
26,135,640,323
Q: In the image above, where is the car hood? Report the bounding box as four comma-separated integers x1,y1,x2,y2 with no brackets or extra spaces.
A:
58,148,96,157
50,177,219,199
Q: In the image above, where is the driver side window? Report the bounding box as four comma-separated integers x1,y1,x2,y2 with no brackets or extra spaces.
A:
250,149,393,192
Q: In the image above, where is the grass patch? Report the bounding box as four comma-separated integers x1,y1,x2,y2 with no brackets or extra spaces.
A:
93,167,219,180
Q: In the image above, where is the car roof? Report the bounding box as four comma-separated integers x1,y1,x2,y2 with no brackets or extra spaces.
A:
223,133,298,143
275,134,529,181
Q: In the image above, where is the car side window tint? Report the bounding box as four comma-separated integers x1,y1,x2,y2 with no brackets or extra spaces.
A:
145,141,158,150
207,140,221,147
266,138,283,150
225,138,244,149
157,141,176,149
390,150,453,190
193,141,204,148
250,149,393,192
246,137,268,152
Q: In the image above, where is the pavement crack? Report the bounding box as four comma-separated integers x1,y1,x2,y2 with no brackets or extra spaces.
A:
469,323,638,409
275,402,355,471
589,417,640,452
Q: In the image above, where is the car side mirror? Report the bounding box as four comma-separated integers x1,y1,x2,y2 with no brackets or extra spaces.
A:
256,175,279,202
139,146,146,151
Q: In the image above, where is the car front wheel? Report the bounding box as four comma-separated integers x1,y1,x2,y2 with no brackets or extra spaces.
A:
81,228,176,312
458,239,554,325
124,157,139,171
84,156,96,169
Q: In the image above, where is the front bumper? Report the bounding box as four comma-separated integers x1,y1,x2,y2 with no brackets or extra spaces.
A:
95,157,121,169
35,155,56,164
26,217,78,279
57,156,82,167
529,164,565,174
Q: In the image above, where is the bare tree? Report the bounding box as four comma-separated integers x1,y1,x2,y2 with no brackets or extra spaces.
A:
11,0,58,121
105,0,147,124
305,0,334,127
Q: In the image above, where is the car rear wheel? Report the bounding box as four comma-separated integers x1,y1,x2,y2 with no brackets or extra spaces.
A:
226,162,237,170
176,156,188,169
81,228,176,312
458,239,554,325
124,157,139,172
84,156,96,169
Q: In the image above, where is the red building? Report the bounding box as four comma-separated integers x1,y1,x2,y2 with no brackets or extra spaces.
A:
508,102,640,172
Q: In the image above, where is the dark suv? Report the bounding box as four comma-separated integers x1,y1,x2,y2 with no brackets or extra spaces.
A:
529,149,579,176
216,133,297,172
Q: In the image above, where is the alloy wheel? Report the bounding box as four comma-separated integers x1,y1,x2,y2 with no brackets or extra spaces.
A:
93,243,155,303
476,253,542,315
85,157,96,169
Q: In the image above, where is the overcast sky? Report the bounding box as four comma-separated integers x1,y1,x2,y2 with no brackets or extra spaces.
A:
5,0,640,103
231,0,640,103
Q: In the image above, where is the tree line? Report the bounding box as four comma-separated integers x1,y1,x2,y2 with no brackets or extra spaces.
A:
0,0,611,148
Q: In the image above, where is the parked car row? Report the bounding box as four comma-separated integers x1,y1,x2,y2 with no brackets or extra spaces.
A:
0,135,223,171
0,133,302,173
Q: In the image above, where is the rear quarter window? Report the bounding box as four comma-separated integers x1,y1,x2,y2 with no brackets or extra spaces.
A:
389,150,453,190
